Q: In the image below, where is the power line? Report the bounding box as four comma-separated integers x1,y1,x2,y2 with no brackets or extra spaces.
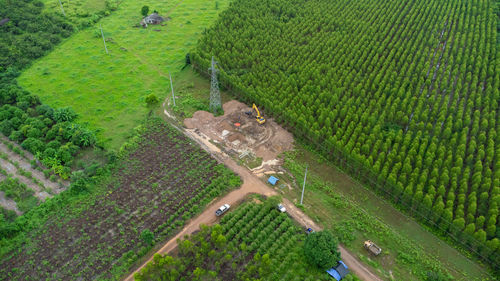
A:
169,73,176,107
300,165,307,205
100,24,108,54
58,0,66,16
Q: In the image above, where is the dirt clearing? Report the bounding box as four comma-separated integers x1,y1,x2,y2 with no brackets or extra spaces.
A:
184,100,294,169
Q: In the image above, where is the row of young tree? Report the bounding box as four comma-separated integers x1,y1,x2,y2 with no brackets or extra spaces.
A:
0,177,38,215
136,200,358,281
0,0,96,179
191,0,499,267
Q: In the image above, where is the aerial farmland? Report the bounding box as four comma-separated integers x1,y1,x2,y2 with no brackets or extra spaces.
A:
0,0,498,280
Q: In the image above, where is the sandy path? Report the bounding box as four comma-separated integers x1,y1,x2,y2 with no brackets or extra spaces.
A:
0,136,34,161
0,141,67,193
0,173,22,215
0,158,51,201
124,149,382,281
0,191,22,215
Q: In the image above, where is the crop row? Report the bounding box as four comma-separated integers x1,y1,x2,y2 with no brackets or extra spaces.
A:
220,201,330,280
0,118,241,280
136,200,335,281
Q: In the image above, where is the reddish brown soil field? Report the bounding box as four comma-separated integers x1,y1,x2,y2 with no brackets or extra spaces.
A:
0,118,240,280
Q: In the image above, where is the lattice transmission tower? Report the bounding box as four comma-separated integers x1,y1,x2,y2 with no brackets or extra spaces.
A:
209,56,221,113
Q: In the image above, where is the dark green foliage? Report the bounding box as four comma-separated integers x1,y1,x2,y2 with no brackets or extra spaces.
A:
192,0,500,266
0,1,96,179
141,229,155,246
53,107,77,122
304,230,340,269
145,94,160,108
21,137,45,154
69,171,88,194
425,271,452,281
0,0,73,71
0,177,39,213
136,201,334,280
141,5,150,17
0,207,17,223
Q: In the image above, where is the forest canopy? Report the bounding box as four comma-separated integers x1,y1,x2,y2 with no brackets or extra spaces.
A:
192,0,500,267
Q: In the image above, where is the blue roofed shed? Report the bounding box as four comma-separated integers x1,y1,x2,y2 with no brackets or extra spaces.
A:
326,261,349,280
268,176,279,185
326,268,342,281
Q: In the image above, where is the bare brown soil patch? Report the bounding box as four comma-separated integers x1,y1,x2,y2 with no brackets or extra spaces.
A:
0,119,240,280
184,100,294,165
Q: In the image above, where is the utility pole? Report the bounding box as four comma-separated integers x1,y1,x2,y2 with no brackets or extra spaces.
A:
58,0,66,16
100,24,108,54
208,56,221,114
169,73,175,106
300,165,308,205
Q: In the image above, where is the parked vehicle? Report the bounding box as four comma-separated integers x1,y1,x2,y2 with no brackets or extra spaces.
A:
277,203,286,213
306,227,315,234
245,103,266,124
364,240,382,256
215,204,230,216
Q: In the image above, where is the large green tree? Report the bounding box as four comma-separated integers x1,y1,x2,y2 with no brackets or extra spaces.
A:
304,230,340,269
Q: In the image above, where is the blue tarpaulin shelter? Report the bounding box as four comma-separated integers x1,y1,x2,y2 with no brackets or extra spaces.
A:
268,176,279,185
326,268,342,281
326,261,349,280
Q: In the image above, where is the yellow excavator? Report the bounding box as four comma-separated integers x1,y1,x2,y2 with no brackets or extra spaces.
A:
245,104,266,125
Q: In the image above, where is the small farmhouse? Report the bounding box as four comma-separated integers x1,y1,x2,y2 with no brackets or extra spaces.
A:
144,13,164,24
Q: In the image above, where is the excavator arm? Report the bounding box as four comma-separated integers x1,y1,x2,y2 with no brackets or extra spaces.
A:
252,104,262,118
252,104,266,125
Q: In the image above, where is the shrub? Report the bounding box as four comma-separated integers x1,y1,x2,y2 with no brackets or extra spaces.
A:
145,94,160,108
141,229,155,246
141,6,149,17
53,107,77,122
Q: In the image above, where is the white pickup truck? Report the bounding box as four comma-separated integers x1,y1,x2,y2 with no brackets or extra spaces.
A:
215,204,230,216
277,204,286,213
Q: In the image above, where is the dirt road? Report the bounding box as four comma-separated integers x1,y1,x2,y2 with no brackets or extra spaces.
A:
124,150,382,281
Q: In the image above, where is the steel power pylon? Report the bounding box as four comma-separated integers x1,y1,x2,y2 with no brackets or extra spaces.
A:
209,56,221,113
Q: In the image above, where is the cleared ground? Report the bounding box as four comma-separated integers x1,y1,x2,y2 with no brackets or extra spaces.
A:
19,0,230,150
184,100,294,163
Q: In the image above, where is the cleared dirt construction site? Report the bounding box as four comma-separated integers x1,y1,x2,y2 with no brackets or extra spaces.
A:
184,100,294,174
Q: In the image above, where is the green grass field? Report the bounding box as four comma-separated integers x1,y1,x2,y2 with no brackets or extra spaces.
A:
41,0,107,19
19,0,229,150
